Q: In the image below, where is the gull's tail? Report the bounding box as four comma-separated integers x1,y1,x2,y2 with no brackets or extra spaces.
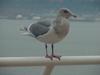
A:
19,26,32,36
20,26,28,32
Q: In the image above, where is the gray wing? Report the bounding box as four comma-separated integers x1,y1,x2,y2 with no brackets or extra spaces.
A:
37,20,51,27
29,20,51,37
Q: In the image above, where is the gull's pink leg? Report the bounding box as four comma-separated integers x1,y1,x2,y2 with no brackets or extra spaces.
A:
45,44,53,60
51,44,61,60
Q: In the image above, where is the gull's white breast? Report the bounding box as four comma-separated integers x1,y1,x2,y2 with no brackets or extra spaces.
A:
36,19,70,44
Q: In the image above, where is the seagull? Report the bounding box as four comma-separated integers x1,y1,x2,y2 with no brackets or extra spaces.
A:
20,8,76,60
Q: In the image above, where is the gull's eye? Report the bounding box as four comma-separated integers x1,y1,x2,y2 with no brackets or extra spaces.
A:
63,10,69,13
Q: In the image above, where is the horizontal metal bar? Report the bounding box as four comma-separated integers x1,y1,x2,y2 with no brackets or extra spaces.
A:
0,56,100,67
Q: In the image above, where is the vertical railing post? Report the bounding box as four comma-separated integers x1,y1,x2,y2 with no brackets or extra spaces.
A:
43,65,54,75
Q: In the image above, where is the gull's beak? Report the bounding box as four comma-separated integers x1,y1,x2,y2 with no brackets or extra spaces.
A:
70,12,77,18
72,14,77,18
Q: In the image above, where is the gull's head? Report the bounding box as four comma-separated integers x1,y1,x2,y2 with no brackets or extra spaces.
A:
58,8,77,19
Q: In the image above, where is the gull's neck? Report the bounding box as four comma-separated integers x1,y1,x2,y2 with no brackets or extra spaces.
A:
54,14,68,26
53,14,69,38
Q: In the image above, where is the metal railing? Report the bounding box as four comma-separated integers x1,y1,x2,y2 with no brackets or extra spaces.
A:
0,56,100,75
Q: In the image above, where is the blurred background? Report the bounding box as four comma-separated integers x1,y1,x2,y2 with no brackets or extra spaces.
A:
0,0,100,20
0,0,100,75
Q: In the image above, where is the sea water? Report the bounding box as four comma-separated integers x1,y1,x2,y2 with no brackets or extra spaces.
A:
0,19,100,75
